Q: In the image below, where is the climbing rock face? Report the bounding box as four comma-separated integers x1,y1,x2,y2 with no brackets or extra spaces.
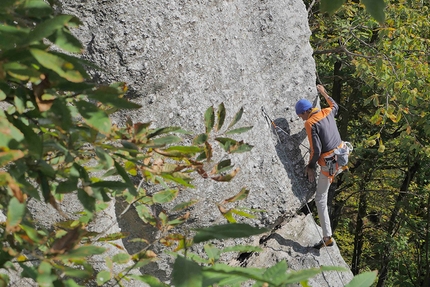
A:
39,0,353,285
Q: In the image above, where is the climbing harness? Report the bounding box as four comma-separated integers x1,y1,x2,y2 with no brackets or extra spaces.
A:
261,106,347,286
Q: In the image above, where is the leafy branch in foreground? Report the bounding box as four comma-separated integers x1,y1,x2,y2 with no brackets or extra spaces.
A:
0,1,377,286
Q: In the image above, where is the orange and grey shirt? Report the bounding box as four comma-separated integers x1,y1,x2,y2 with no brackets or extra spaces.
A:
305,97,342,169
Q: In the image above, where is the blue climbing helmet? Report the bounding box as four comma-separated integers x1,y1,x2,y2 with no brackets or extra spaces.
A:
295,99,313,115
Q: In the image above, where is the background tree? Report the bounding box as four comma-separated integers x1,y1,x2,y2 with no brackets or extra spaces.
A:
306,0,430,286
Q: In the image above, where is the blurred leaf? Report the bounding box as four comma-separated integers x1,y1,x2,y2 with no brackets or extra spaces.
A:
193,223,267,243
96,270,111,286
90,181,130,191
75,100,111,135
223,188,249,203
97,232,129,242
215,137,237,152
361,0,386,24
320,0,346,15
147,127,187,139
95,147,114,169
17,0,53,19
215,102,226,132
204,244,221,262
48,28,83,53
10,118,42,158
24,15,76,45
6,197,25,232
230,142,254,154
161,173,194,188
149,135,182,147
153,189,178,204
0,150,25,166
30,48,84,82
88,86,141,109
112,253,131,264
204,106,215,134
345,271,377,287
172,199,198,211
129,275,169,287
172,256,203,287
57,246,106,260
155,145,201,158
212,159,233,175
193,133,208,145
211,168,239,182
225,126,253,135
227,107,243,129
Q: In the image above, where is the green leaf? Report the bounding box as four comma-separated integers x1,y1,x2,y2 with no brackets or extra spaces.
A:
225,126,253,135
214,159,233,174
147,127,187,139
0,149,25,166
172,199,198,211
153,189,178,204
320,0,346,15
36,261,57,287
17,0,53,19
227,107,243,129
6,198,26,231
48,28,83,53
97,232,129,242
129,275,169,287
161,173,194,188
88,86,141,109
223,188,249,203
114,161,136,195
204,244,221,262
156,146,202,158
230,142,254,154
204,106,215,134
193,133,208,145
10,118,42,158
57,246,106,260
112,253,131,264
193,223,268,243
361,0,386,24
96,270,111,286
75,100,111,134
30,48,84,82
345,271,378,287
172,256,203,287
215,137,237,152
90,181,130,191
215,102,226,132
149,135,182,147
95,147,115,169
261,260,289,284
24,15,76,45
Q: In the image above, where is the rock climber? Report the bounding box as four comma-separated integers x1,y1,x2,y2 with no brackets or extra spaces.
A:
295,84,343,249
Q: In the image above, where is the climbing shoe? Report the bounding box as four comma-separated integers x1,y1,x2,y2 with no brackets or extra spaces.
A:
312,236,334,249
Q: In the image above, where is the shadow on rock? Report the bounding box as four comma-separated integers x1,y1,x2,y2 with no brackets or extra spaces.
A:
269,233,309,254
272,117,315,208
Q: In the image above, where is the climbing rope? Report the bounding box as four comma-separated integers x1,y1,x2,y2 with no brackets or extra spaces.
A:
261,106,347,286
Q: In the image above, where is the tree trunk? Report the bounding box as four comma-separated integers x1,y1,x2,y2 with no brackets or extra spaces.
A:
422,192,430,287
351,185,367,275
376,162,420,287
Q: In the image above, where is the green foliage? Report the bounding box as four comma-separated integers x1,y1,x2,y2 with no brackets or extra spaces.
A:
0,1,379,287
308,0,430,285
320,0,386,23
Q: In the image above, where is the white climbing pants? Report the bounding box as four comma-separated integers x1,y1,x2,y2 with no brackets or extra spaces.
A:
315,166,332,238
